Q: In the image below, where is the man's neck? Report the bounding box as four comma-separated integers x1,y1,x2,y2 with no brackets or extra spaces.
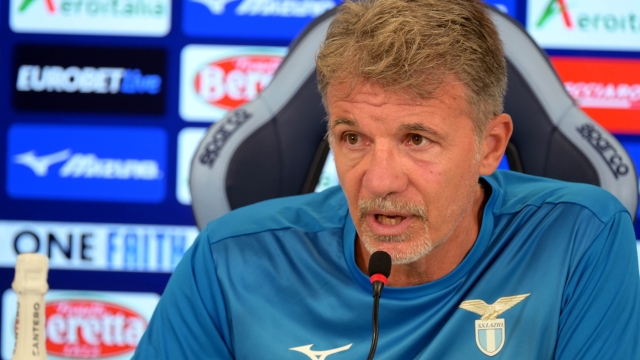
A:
355,182,489,287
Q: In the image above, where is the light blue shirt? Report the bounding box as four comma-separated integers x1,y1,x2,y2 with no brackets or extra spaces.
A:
133,171,640,359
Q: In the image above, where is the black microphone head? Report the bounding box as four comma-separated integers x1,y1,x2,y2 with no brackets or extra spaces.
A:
368,251,392,278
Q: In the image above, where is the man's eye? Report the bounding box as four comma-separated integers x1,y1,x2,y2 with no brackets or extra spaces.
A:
410,134,427,146
346,133,359,145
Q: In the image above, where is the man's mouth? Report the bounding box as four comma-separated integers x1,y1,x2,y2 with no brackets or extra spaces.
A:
375,214,406,225
359,197,425,236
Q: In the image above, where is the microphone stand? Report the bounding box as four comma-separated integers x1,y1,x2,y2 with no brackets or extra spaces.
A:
366,251,391,360
366,281,384,360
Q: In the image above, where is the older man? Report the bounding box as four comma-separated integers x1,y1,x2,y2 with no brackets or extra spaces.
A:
133,0,640,358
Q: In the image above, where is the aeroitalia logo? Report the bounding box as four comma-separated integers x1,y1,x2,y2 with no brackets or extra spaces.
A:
536,0,572,28
10,0,172,36
527,0,640,51
19,0,56,13
15,0,168,17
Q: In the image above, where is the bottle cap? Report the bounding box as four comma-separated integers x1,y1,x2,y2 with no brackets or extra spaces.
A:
12,253,49,294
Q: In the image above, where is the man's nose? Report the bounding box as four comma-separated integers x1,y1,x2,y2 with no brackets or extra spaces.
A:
361,144,408,197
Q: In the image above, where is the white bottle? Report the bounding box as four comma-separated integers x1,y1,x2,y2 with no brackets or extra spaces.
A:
12,253,49,360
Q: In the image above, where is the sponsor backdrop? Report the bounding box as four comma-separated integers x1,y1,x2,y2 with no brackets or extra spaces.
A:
527,0,640,51
0,220,199,272
179,45,287,122
551,57,640,134
7,125,167,202
13,45,166,114
10,0,172,37
182,0,339,43
0,0,640,358
2,290,160,360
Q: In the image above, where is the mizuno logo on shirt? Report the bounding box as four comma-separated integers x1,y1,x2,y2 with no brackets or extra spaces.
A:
289,343,352,360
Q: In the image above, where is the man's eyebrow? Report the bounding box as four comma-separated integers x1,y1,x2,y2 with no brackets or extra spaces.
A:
330,117,358,130
399,122,440,136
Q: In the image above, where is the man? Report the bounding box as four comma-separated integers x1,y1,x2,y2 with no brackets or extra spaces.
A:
133,0,640,358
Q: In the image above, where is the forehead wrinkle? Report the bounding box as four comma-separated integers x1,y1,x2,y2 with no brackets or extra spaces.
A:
328,81,412,109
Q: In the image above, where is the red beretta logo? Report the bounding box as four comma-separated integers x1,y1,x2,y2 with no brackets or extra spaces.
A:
45,300,147,358
194,55,283,110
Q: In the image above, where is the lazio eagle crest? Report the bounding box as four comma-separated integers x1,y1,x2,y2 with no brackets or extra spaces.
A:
459,294,530,356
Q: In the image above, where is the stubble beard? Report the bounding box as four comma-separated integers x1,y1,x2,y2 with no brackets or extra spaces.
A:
357,175,481,265
358,197,440,265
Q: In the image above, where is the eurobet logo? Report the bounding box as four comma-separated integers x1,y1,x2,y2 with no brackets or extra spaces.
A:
527,0,640,51
17,66,161,95
10,0,171,36
183,0,339,42
180,45,287,122
6,124,167,203
551,57,640,134
2,290,160,360
13,45,166,114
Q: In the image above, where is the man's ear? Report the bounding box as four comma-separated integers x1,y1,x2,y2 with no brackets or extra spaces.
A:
479,113,513,175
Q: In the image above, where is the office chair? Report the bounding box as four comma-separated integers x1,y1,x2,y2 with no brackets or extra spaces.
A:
189,6,638,230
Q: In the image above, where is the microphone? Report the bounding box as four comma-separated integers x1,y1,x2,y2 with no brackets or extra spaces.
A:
366,251,391,360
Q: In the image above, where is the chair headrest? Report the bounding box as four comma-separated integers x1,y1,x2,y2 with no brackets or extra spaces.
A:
190,6,638,229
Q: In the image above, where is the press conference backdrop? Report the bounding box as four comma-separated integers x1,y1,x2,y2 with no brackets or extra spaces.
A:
1,0,640,358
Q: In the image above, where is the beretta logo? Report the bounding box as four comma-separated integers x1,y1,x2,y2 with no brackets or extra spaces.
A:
183,0,339,42
45,300,146,358
194,55,282,110
10,0,171,36
6,124,167,203
527,0,640,51
180,45,286,122
13,45,166,115
1,290,160,360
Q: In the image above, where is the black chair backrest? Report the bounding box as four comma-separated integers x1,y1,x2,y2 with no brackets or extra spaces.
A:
189,6,638,230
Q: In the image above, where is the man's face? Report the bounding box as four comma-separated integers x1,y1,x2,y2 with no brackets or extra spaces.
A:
327,81,483,264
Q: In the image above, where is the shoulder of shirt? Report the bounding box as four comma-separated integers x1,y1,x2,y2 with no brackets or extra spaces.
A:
202,186,349,244
487,170,629,224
